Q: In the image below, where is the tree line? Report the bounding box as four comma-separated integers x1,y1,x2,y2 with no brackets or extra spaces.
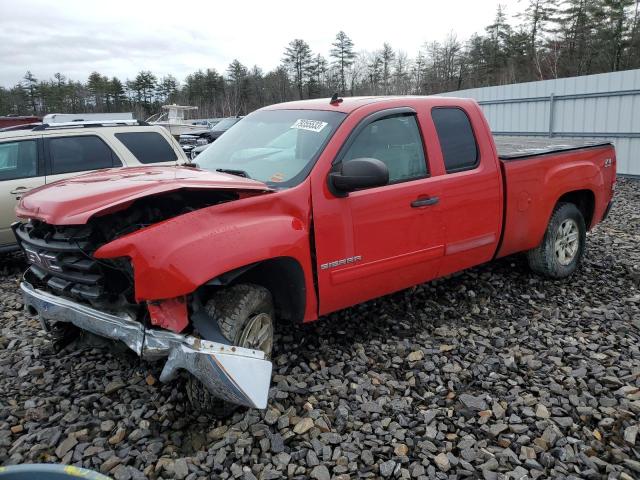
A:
1,0,639,119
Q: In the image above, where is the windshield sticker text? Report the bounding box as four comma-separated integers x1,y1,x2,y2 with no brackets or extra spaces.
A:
291,119,328,133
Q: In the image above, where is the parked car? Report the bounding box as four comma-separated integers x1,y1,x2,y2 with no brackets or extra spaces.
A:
188,142,210,160
178,116,242,156
0,115,41,130
0,121,187,251
14,96,615,416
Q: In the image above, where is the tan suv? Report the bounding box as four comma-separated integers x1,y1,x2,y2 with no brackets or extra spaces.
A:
0,121,187,251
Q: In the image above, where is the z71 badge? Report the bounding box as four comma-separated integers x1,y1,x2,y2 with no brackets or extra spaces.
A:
320,255,362,270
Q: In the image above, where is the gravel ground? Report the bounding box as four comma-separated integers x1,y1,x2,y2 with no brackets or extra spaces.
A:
1,178,639,480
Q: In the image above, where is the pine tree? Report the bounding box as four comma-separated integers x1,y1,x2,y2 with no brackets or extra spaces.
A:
158,75,179,103
283,39,313,99
87,71,108,110
485,5,513,83
598,0,636,71
330,31,356,94
22,71,38,114
226,59,249,115
109,77,127,110
558,0,599,75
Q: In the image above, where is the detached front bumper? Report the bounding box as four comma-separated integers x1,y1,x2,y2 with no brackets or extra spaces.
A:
20,281,272,409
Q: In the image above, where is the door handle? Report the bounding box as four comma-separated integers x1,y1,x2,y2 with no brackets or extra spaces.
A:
411,196,439,208
10,187,29,195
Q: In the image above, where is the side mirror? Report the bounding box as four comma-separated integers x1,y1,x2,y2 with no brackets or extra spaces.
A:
328,157,389,196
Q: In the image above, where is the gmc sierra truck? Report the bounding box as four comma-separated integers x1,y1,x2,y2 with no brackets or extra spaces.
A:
14,96,616,416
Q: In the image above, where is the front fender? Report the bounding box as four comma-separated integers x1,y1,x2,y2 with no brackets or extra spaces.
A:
95,189,317,319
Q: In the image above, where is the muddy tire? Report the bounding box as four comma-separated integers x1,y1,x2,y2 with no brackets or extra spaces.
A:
527,202,586,279
186,284,274,417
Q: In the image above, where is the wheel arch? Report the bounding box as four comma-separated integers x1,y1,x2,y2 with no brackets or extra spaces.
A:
555,189,595,229
204,256,307,323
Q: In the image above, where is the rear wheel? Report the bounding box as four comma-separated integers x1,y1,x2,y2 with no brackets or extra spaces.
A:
186,283,274,417
527,202,586,279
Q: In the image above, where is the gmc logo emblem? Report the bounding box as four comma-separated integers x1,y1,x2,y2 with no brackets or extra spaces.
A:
24,247,62,272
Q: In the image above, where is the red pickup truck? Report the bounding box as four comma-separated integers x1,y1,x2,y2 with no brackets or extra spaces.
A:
14,96,616,416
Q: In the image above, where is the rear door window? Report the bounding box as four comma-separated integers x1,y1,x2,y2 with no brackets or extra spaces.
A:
47,135,121,175
115,132,178,164
0,140,38,181
431,108,479,173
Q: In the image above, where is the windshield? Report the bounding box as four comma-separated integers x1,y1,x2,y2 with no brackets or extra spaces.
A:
196,109,345,186
211,117,241,131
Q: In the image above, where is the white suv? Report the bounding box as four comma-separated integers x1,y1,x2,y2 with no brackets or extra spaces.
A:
0,121,187,251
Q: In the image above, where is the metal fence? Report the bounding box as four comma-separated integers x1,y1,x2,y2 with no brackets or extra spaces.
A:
441,69,640,176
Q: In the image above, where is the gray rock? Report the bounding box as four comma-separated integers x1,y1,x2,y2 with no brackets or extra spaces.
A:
306,449,319,467
309,465,330,480
361,401,383,413
459,394,488,412
104,379,126,395
535,404,550,419
434,452,450,472
379,460,396,478
100,455,121,474
173,458,189,480
100,420,115,432
54,436,77,459
624,425,638,445
270,433,284,453
361,450,374,466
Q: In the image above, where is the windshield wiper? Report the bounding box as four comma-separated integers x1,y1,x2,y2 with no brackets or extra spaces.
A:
216,168,251,179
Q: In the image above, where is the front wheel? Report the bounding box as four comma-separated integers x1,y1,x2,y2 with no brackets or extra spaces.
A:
527,202,586,279
186,283,274,417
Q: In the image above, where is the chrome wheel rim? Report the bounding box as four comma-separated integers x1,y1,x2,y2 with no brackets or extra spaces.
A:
554,219,579,266
237,312,273,358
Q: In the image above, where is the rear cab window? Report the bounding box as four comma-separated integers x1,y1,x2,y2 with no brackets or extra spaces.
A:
431,107,479,173
0,140,39,180
115,132,178,164
46,135,121,175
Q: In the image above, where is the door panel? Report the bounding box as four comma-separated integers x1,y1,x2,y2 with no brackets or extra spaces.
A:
316,180,445,314
0,177,45,246
0,139,44,246
436,166,502,276
428,105,502,276
313,111,446,315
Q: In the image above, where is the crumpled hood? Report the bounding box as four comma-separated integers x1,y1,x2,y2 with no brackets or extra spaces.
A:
16,166,272,225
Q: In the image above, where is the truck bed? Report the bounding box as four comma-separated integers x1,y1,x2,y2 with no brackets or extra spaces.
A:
495,136,612,160
496,138,616,260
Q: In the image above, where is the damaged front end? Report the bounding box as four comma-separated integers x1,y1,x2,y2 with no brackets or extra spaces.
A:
14,183,276,410
21,280,272,408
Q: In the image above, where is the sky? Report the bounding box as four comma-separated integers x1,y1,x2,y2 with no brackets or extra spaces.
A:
0,0,526,88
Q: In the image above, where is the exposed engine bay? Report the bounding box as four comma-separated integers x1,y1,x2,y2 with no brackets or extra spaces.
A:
15,189,240,310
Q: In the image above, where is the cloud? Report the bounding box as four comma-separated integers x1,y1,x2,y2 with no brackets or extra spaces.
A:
0,0,525,87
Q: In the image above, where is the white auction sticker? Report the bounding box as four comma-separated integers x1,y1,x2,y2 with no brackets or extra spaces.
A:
290,119,328,133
